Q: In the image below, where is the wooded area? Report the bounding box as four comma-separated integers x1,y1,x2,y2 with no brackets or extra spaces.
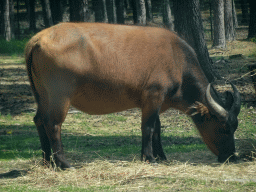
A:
1,0,255,40
0,0,255,81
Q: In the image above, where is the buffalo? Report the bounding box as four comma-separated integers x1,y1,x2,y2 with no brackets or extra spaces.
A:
25,23,241,169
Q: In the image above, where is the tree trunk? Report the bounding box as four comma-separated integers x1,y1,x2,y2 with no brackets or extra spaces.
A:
107,0,117,23
232,0,238,28
162,0,173,30
136,0,146,25
29,0,36,32
83,0,91,21
103,0,108,22
70,0,89,22
0,0,4,36
145,0,152,22
93,0,108,22
3,0,12,41
213,0,226,48
9,0,15,38
248,0,256,38
173,0,216,82
224,0,235,41
50,0,62,24
40,0,53,27
240,0,249,24
131,0,137,24
17,0,21,38
116,0,125,24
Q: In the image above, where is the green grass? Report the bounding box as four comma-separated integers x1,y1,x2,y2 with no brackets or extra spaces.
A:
0,38,29,55
0,107,255,191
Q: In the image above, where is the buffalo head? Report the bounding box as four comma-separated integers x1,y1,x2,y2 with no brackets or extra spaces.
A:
190,82,241,162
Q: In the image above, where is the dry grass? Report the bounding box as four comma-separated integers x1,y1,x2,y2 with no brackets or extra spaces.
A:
1,155,256,191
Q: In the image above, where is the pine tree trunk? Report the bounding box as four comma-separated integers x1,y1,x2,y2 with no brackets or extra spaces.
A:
116,0,125,24
29,0,36,32
83,0,91,21
40,0,53,27
213,0,226,48
93,0,108,22
136,0,146,25
3,0,12,41
162,0,173,30
248,0,256,38
173,0,216,82
232,0,238,28
9,0,14,38
107,0,117,23
240,0,249,24
50,0,62,24
131,0,137,24
0,1,3,35
224,0,235,41
145,0,152,22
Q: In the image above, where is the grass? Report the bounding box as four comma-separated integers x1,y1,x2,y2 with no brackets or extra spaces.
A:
0,38,29,55
0,105,256,191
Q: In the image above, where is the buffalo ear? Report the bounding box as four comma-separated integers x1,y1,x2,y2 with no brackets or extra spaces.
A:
224,91,234,111
189,101,210,117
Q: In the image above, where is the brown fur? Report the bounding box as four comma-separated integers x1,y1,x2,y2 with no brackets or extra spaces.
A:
25,23,239,168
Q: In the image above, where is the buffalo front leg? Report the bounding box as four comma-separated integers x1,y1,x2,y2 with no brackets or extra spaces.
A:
141,87,166,162
152,116,166,160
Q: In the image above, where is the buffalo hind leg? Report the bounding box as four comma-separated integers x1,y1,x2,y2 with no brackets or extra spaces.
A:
43,96,72,169
34,108,51,165
152,116,166,161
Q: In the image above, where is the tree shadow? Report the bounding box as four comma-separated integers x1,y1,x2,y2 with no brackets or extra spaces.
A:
0,66,35,115
1,122,255,175
0,170,28,179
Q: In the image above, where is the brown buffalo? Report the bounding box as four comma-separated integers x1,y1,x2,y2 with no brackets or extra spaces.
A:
25,22,241,169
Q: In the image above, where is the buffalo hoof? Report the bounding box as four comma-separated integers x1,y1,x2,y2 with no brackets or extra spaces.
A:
218,154,237,163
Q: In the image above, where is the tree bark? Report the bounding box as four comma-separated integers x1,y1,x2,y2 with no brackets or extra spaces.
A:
83,0,91,21
240,0,249,24
224,0,235,41
93,0,108,22
248,0,256,38
145,0,152,22
3,0,12,41
40,0,53,27
70,0,90,22
116,0,125,24
9,0,15,38
136,0,146,25
29,0,36,32
232,0,238,28
0,0,4,36
131,0,137,24
213,0,226,48
107,0,117,23
50,0,62,24
162,0,173,30
173,0,216,82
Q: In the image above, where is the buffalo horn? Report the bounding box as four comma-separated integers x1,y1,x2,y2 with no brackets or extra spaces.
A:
229,82,241,116
205,84,228,122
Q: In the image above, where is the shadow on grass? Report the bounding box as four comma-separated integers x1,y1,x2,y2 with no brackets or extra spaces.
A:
0,66,35,115
0,170,28,179
0,124,206,162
